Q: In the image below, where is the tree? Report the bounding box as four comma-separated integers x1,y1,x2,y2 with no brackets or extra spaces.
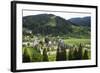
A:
45,37,49,45
23,48,31,62
68,48,73,60
43,48,49,61
73,48,79,60
77,44,83,60
83,49,89,59
56,39,67,61
56,47,67,61
62,48,67,60
27,42,30,47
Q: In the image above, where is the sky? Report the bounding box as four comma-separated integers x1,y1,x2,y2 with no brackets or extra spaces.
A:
23,10,91,20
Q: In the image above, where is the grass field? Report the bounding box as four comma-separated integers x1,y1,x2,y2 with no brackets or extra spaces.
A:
22,38,91,62
64,38,90,45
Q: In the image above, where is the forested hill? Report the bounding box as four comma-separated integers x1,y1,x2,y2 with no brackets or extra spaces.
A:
23,14,91,38
68,16,91,27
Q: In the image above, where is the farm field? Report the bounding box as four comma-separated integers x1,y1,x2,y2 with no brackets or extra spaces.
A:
64,38,90,45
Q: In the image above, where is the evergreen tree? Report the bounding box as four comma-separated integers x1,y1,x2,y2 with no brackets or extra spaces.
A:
83,49,89,59
56,47,66,61
73,48,78,60
77,44,83,60
68,48,73,60
62,48,67,60
56,39,67,61
27,42,30,47
56,47,61,61
43,48,49,61
23,48,31,62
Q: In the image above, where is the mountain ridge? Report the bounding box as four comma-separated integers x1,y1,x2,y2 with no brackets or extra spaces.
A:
68,16,91,27
23,14,91,38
